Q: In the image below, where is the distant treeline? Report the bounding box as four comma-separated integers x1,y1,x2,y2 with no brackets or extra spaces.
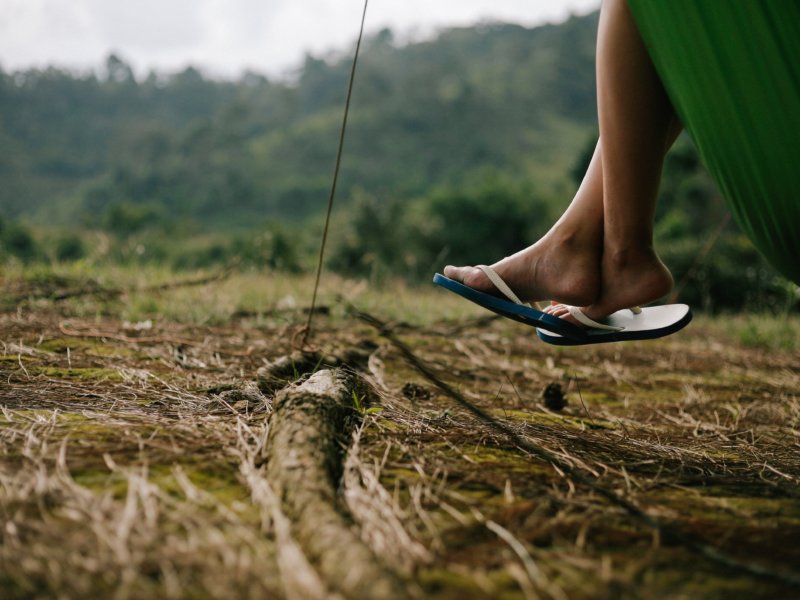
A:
0,12,794,311
0,15,598,227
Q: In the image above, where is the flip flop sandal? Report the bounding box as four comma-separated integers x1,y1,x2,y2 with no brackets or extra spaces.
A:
536,303,693,345
433,266,588,340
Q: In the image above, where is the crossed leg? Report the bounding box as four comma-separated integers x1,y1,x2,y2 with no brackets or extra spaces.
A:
444,139,605,307
444,0,682,321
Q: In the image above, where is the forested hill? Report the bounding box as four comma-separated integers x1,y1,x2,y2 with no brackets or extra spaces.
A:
0,12,599,229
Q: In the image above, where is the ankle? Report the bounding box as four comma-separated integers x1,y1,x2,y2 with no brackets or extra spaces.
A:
604,244,657,269
550,224,598,250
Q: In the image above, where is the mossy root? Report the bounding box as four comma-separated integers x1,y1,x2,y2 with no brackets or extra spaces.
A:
266,368,411,600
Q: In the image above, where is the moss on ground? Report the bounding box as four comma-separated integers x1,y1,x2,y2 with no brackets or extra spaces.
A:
2,270,799,599
28,366,124,381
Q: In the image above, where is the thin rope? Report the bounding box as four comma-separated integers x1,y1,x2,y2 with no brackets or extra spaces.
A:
302,0,369,347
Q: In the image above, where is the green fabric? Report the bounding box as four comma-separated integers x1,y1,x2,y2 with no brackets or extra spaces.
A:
628,1,800,284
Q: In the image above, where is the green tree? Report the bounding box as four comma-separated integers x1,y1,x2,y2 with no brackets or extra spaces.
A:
422,174,552,268
2,222,40,262
104,202,162,236
54,233,86,262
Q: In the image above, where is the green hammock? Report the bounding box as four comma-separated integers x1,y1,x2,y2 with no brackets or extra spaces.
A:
628,1,800,285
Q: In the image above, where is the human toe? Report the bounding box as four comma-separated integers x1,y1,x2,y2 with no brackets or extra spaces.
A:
443,264,461,280
544,303,571,317
444,265,495,292
444,265,476,283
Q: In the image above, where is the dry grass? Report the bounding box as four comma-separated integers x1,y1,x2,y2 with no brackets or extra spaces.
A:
1,267,799,598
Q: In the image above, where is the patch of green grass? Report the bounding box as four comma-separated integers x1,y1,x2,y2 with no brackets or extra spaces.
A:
735,316,800,351
38,338,97,353
70,468,130,498
699,313,800,351
0,354,35,362
147,462,254,508
418,567,500,598
32,366,123,381
3,262,500,326
490,407,618,431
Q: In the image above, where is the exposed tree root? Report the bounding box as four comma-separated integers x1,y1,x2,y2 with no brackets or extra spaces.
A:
266,368,412,599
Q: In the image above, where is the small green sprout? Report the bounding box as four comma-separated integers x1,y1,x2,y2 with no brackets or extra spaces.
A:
352,390,382,416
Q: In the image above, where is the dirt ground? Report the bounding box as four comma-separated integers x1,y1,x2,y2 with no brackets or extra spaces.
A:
1,271,799,599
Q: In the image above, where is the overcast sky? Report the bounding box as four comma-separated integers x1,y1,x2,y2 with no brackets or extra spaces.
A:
0,0,600,79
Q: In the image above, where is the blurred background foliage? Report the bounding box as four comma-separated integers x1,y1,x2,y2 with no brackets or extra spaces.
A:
0,11,795,312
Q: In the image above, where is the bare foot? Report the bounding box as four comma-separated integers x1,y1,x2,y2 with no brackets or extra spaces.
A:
443,229,601,306
545,246,673,324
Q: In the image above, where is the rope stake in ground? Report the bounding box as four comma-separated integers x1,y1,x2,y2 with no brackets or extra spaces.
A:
302,0,370,348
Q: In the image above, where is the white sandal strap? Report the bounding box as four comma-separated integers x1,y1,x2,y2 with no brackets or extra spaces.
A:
476,265,531,307
566,306,625,332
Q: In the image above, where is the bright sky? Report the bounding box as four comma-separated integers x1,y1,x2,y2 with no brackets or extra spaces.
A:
0,0,600,79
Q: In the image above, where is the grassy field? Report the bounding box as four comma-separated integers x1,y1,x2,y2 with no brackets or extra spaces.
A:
1,265,799,599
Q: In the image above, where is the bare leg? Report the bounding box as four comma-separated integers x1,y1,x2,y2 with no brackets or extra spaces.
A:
446,0,681,314
548,0,681,322
443,140,605,306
